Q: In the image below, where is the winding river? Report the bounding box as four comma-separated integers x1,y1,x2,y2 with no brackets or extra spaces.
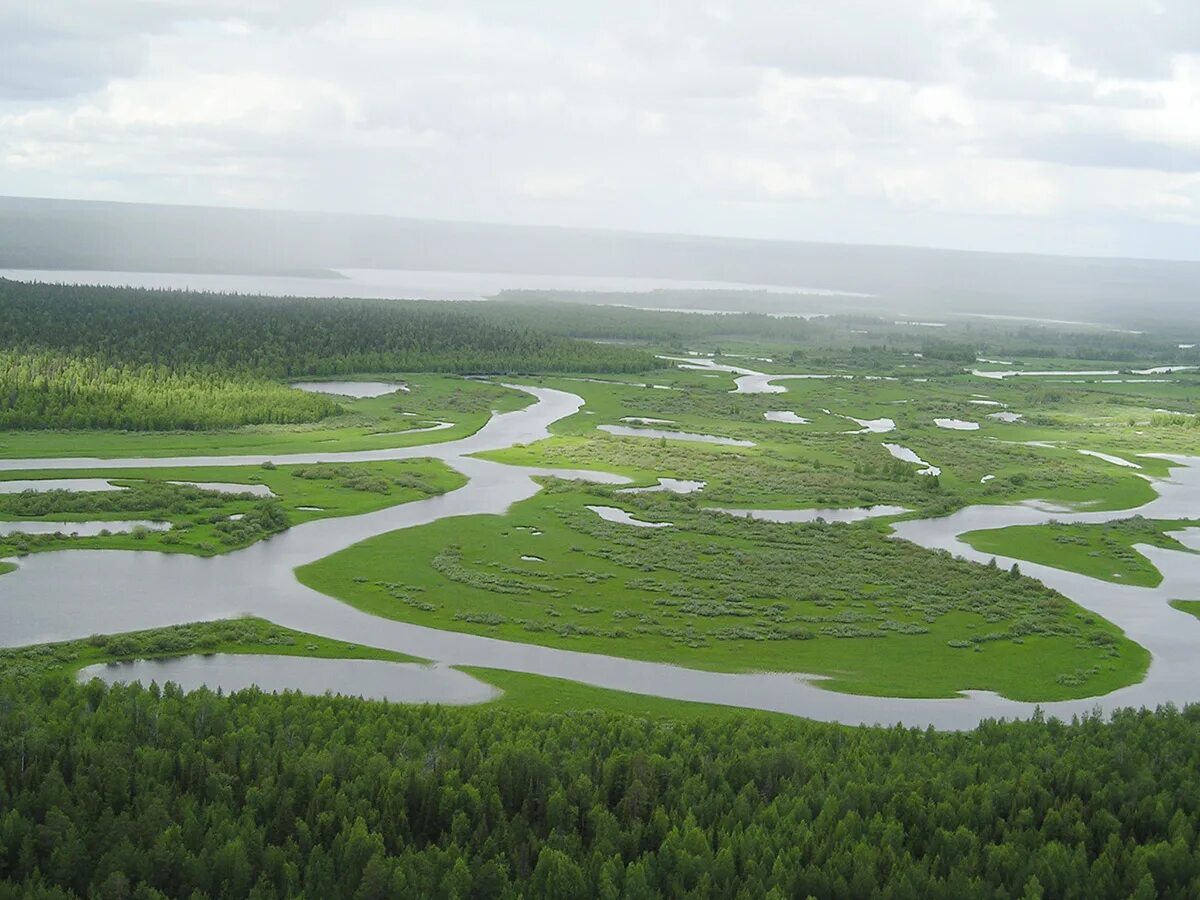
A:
4,383,1200,729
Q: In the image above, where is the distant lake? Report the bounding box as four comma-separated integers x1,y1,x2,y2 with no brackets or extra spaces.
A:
0,267,865,302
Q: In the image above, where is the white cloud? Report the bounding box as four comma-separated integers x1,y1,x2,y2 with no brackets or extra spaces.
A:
2,0,1200,256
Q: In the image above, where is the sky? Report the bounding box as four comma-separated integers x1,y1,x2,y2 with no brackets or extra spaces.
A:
4,1,1200,259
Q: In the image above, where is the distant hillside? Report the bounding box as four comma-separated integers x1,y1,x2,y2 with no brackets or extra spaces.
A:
4,195,1200,330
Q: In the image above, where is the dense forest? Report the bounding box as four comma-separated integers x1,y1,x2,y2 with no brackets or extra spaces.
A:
0,281,654,431
0,350,339,430
0,676,1197,899
0,281,654,378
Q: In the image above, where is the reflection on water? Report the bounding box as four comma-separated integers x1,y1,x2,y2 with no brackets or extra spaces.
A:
934,418,979,431
0,478,275,496
79,654,500,705
5,384,1200,730
618,478,706,495
0,267,864,302
0,519,168,537
586,505,673,528
764,411,810,424
882,443,941,476
707,505,908,524
291,380,408,398
598,425,755,447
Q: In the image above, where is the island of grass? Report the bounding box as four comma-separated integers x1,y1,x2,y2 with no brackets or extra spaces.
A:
1169,600,1200,621
962,517,1200,588
0,457,465,557
458,666,795,722
1,618,793,723
297,481,1149,701
0,618,420,682
0,561,14,576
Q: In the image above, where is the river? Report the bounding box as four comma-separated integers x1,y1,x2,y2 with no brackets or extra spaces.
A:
4,383,1200,729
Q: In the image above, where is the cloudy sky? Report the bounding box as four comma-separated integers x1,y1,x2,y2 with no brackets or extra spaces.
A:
4,1,1200,259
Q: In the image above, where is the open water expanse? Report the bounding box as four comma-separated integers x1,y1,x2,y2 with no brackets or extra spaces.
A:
5,373,1200,729
0,268,861,302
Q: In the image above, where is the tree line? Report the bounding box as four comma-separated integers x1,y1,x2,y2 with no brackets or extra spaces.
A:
0,281,655,378
0,349,339,431
0,673,1197,899
0,281,656,431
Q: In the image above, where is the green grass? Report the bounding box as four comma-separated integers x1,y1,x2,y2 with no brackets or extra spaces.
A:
1,616,794,722
0,561,14,576
963,518,1200,587
479,372,1165,515
296,483,1148,701
0,458,466,557
461,667,795,722
1170,599,1200,621
0,617,421,682
0,374,531,459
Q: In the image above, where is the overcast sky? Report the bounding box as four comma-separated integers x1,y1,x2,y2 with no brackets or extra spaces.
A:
4,1,1200,259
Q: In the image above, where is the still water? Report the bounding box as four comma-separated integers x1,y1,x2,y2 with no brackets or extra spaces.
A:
79,654,499,705
0,268,861,302
4,385,1200,729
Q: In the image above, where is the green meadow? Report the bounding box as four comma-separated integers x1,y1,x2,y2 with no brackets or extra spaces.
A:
964,518,1200,587
0,457,465,557
297,483,1148,701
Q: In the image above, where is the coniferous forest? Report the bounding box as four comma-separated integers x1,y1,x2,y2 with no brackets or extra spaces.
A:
0,349,340,431
0,281,653,378
0,281,653,430
1,676,1198,899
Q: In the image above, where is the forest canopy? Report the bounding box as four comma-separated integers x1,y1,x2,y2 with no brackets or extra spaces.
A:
0,349,339,430
0,280,653,431
0,281,655,377
0,675,1197,899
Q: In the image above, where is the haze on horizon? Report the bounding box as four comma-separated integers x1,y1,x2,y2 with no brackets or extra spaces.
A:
5,1,1200,262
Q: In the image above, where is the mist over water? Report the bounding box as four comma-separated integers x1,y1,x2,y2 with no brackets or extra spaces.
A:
4,195,1200,330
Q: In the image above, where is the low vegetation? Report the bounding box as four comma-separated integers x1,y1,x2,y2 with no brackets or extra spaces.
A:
484,372,1164,514
298,482,1148,700
964,517,1200,588
0,618,416,682
0,458,464,558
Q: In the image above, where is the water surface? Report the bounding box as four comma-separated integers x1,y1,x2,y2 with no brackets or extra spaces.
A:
0,520,168,537
5,383,1200,730
597,425,754,447
292,381,407,398
0,478,128,494
79,655,499,705
618,478,706,495
586,505,673,528
882,443,941,476
706,505,909,524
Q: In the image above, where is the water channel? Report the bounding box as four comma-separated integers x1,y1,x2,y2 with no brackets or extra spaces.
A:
4,382,1200,730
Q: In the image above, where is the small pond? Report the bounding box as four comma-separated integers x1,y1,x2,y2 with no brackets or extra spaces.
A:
292,381,408,398
78,654,500,705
